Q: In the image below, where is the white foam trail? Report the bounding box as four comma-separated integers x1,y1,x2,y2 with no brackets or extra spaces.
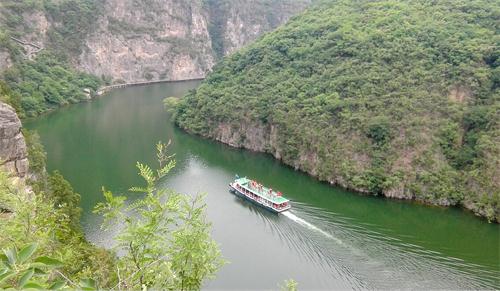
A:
283,211,344,245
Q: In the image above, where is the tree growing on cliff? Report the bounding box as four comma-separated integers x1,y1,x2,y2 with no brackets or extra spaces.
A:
163,96,180,118
94,141,224,290
0,168,116,289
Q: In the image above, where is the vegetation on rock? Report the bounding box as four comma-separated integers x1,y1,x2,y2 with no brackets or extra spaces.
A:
0,0,104,117
1,104,224,288
0,134,117,288
175,0,500,222
2,52,101,117
44,0,103,58
0,0,102,59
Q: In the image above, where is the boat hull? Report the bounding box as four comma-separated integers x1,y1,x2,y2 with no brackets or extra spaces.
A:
229,183,290,214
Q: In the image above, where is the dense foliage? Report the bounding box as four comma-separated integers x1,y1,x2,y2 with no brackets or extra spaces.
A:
0,0,102,59
2,52,101,117
0,0,103,117
0,0,43,35
95,142,224,290
175,0,499,221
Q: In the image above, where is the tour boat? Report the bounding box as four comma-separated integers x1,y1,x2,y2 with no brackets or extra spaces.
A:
229,175,291,213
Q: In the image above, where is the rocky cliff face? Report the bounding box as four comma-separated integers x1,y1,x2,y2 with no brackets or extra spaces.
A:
79,0,310,82
205,0,310,57
1,0,310,83
0,102,28,178
79,0,215,82
0,50,11,69
209,122,427,199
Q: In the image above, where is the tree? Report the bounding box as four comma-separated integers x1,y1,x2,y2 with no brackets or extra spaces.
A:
94,142,224,290
163,96,180,118
47,170,82,231
0,242,67,290
0,168,117,289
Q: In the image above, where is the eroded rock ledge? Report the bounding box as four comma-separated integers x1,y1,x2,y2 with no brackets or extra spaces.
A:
0,102,29,178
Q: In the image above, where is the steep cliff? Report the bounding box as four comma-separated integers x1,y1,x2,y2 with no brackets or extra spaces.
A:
0,0,310,83
0,102,28,178
80,0,310,82
0,48,12,69
205,0,310,58
175,0,500,222
79,0,215,82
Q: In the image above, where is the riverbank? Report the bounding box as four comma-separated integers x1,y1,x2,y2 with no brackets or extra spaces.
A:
173,0,499,223
16,77,205,122
176,122,498,224
95,77,205,96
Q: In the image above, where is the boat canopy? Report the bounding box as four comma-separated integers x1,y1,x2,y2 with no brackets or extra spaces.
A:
234,177,289,204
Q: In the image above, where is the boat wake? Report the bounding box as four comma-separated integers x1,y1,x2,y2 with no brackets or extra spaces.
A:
276,204,499,290
282,211,344,245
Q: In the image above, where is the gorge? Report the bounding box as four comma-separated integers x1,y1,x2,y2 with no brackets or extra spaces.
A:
0,0,310,117
0,0,499,289
25,82,500,289
0,0,310,82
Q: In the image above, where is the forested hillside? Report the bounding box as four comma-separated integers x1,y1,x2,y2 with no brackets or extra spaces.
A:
175,0,500,221
1,52,101,118
0,0,107,117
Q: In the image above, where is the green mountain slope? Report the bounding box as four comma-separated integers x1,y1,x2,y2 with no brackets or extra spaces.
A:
1,51,102,118
175,0,500,221
0,0,103,117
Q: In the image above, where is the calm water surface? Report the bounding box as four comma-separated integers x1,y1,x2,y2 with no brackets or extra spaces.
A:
26,82,499,289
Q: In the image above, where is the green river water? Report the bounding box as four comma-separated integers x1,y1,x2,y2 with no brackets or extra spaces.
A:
25,81,499,289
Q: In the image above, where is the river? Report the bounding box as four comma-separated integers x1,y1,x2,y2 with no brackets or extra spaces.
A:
25,81,499,289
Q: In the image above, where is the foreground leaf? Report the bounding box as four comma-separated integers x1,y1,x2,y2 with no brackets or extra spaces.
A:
18,243,38,264
80,278,97,290
4,248,16,265
23,281,45,290
0,270,14,284
33,257,63,267
18,268,34,288
49,280,66,290
0,254,8,265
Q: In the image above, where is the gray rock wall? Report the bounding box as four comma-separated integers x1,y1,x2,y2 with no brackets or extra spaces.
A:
0,102,28,178
1,0,310,83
